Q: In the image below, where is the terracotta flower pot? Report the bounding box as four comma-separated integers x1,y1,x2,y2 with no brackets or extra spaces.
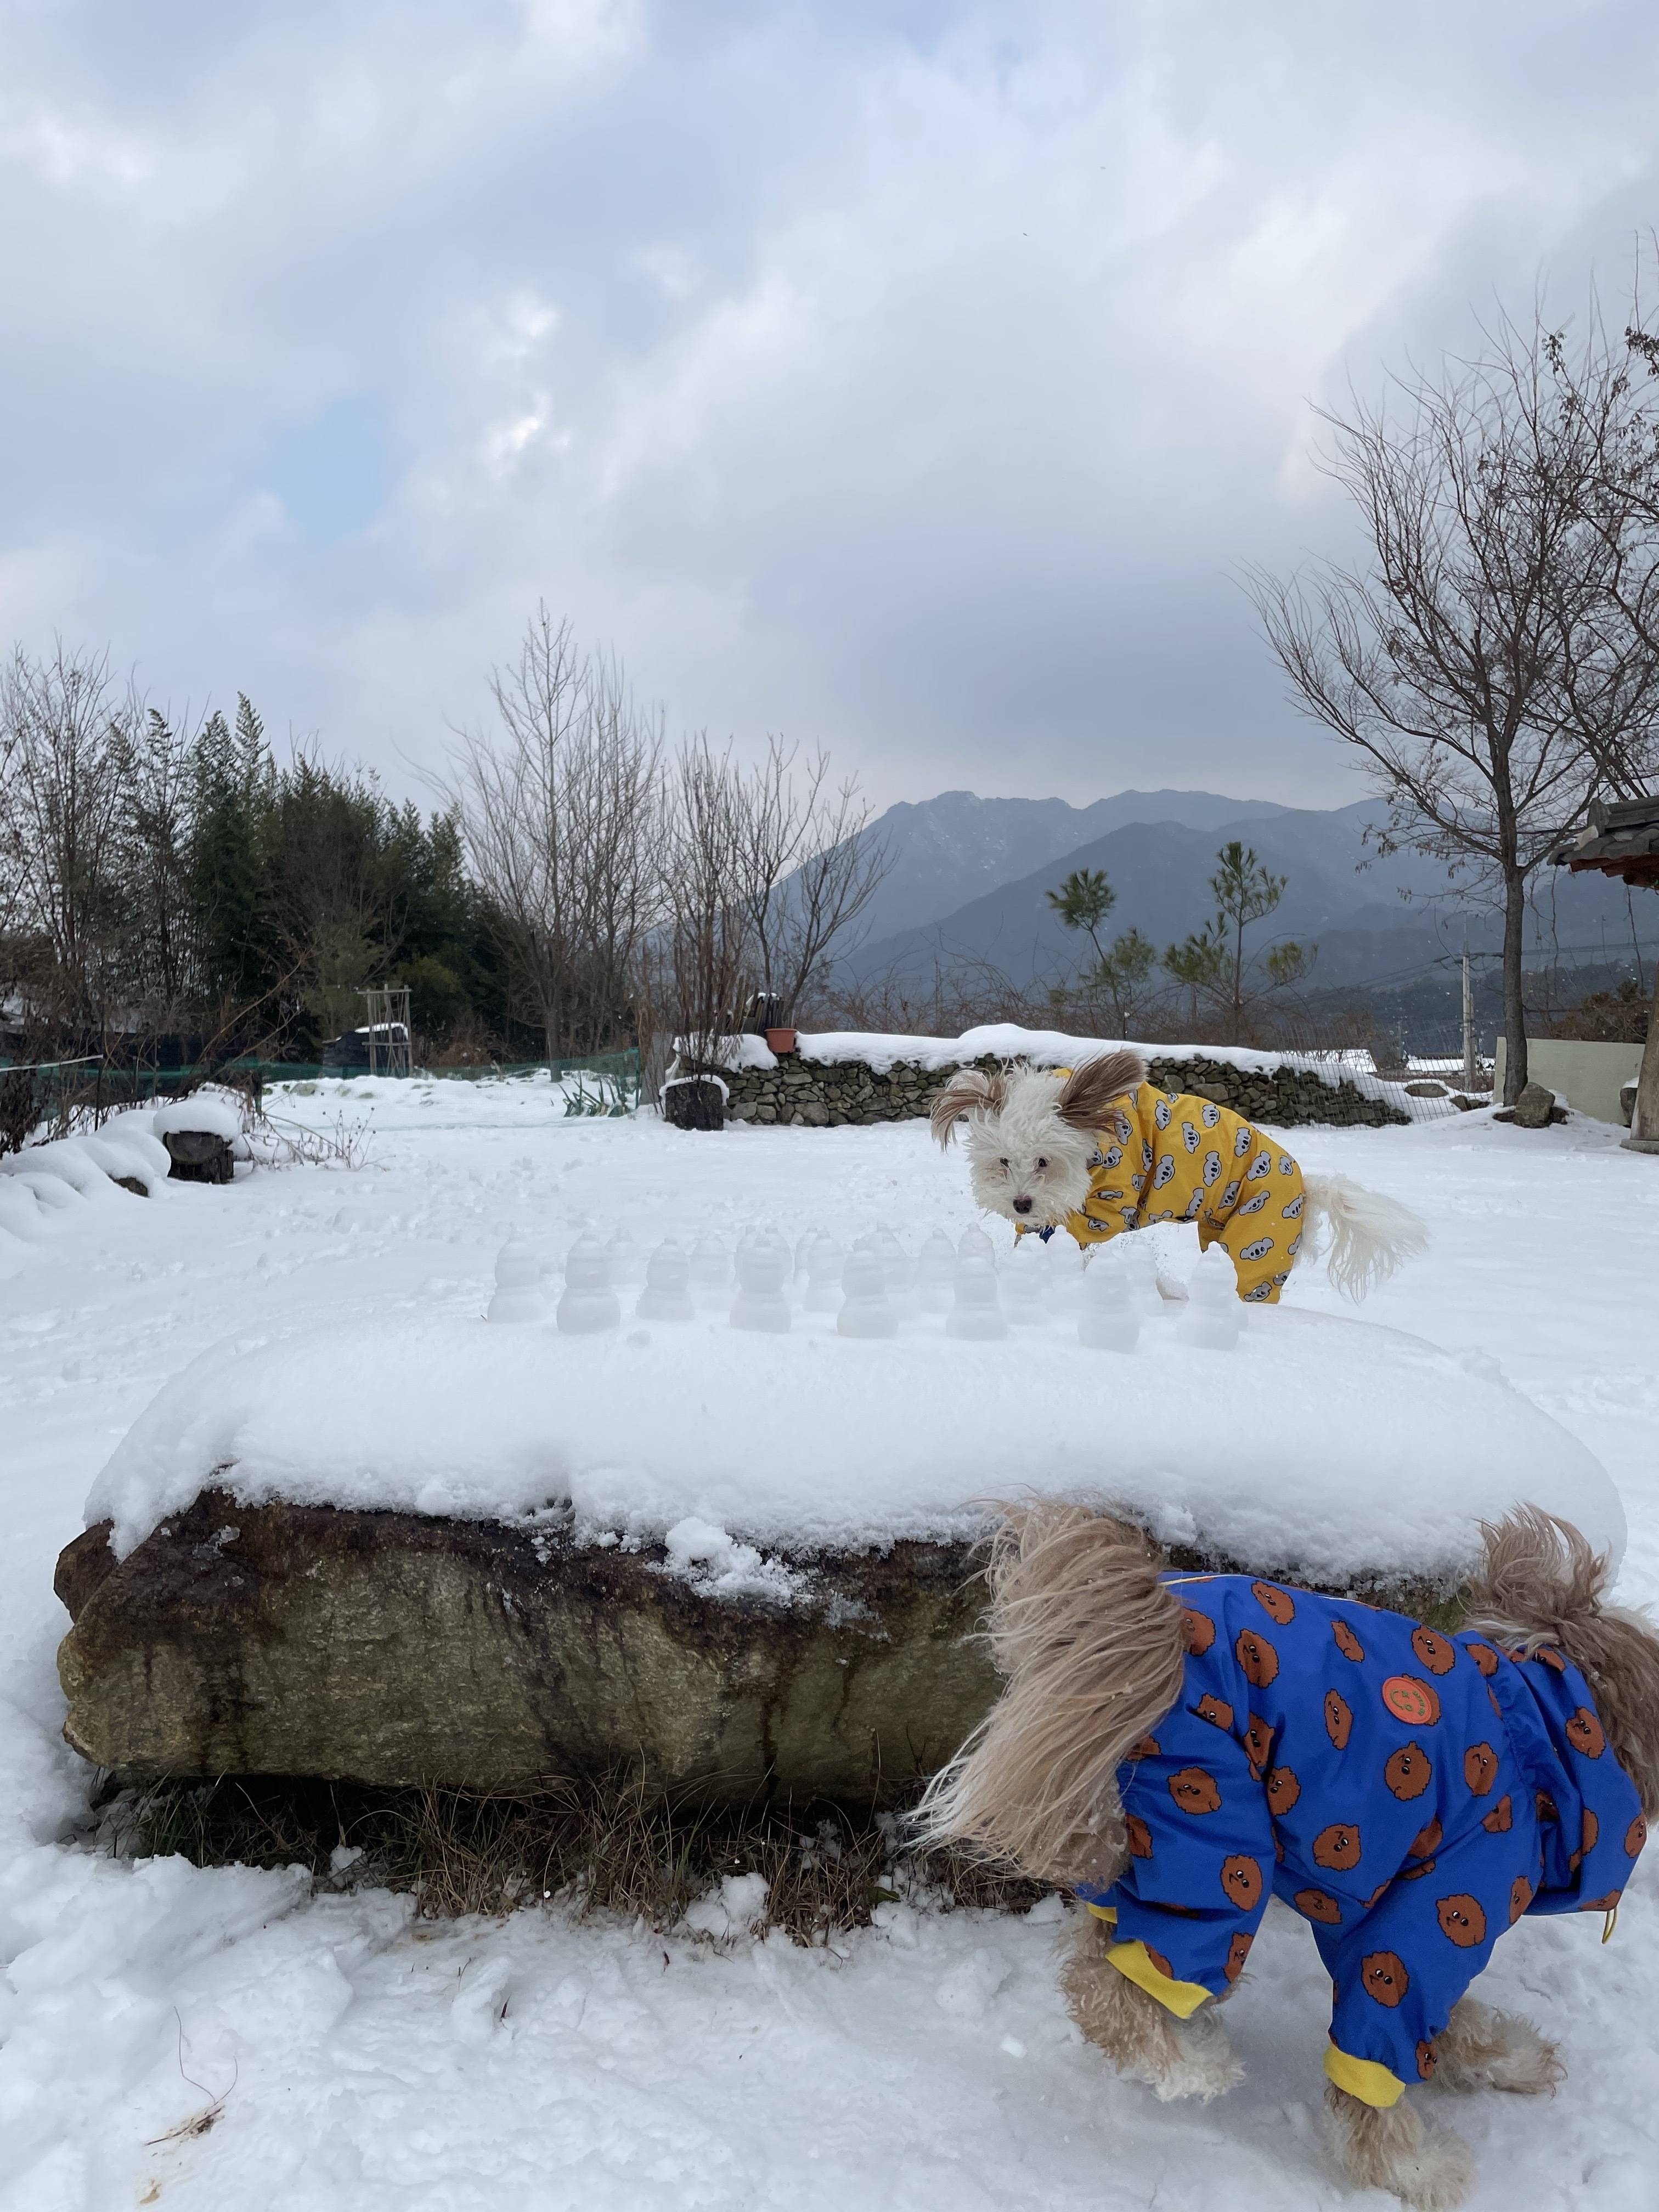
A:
765,1027,797,1056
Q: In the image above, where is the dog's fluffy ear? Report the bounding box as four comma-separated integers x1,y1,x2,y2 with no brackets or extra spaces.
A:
1056,1050,1146,1135
1464,1504,1659,1816
929,1068,1006,1148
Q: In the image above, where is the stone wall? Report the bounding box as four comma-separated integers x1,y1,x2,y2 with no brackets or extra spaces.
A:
723,1049,1409,1130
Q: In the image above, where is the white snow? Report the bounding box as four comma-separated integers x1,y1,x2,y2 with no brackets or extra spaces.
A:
673,1033,777,1071
84,1295,1620,1592
0,1114,173,1244
3,1080,1658,2208
151,1094,245,1141
797,1020,1375,1081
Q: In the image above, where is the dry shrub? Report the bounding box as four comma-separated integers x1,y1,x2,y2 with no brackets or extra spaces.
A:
109,1770,1053,1941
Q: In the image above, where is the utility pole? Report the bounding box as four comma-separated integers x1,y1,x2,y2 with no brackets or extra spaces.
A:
1461,950,1477,1092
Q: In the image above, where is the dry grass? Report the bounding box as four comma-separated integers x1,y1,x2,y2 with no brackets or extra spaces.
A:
108,1771,1052,1943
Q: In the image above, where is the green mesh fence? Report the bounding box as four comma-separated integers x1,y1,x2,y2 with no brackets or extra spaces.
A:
0,1048,643,1123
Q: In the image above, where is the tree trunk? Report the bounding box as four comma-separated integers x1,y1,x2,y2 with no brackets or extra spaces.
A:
1500,870,1528,1105
1626,957,1659,1149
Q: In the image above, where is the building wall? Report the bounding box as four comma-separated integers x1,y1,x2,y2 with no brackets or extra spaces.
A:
1494,1039,1644,1125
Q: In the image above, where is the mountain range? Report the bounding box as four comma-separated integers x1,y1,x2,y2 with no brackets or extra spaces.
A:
834,788,1657,998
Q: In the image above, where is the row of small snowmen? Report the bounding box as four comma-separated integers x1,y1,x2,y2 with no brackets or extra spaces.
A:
487,1221,1243,1353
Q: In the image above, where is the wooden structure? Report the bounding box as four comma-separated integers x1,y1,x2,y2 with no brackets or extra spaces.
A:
1556,795,1659,1152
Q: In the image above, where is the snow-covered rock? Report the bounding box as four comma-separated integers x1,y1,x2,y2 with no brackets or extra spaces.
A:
84,1300,1622,1591
151,1093,245,1140
0,1115,172,1238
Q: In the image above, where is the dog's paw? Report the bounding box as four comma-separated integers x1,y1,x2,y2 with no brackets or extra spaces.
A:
1481,2024,1564,2096
1325,2086,1474,2211
1432,2000,1565,2096
1152,2008,1243,2103
1390,2124,1476,2211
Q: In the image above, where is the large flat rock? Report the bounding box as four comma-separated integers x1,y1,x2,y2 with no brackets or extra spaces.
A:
57,1493,991,1802
59,1286,1623,1803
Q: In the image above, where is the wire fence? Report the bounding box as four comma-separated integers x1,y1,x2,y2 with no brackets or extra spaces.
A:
1264,1045,1492,1124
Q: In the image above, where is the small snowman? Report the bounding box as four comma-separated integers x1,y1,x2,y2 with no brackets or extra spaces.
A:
1106,1234,1163,1314
947,1250,1008,1341
636,1240,695,1322
837,1243,898,1338
804,1234,845,1313
957,1224,996,1267
875,1228,916,1307
1041,1232,1087,1314
486,1234,548,1324
730,1232,792,1332
557,1231,622,1334
1177,1244,1242,1351
1077,1252,1139,1353
1002,1235,1051,1325
915,1228,956,1314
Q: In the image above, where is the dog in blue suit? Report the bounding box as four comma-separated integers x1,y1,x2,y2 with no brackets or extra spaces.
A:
916,1504,1657,2210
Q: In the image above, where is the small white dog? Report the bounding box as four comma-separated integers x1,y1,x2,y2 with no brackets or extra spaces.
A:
930,1049,1425,1301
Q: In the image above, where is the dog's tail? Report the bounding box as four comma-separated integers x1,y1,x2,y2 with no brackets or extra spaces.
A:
1301,1172,1429,1301
1462,1505,1659,1816
910,1502,1188,1885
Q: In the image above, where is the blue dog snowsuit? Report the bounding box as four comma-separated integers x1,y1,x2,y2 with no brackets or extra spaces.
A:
1076,1573,1647,2107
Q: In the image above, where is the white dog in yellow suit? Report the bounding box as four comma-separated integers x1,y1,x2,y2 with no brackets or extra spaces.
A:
931,1048,1426,1302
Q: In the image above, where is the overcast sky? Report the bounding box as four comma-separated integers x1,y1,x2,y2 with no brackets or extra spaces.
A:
4,1,1658,812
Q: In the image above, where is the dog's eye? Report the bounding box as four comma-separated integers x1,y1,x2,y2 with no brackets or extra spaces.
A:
998,1158,1008,1170
1036,1158,1048,1171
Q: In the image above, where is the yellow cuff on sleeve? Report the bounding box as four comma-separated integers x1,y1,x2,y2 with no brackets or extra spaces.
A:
1323,2044,1406,2108
1105,1939,1212,2019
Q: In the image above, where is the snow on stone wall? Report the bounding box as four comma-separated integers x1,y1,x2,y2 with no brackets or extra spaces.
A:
697,1026,1417,1130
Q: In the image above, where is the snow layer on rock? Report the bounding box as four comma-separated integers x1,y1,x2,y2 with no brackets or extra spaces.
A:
151,1094,244,1140
86,1300,1622,1589
0,1114,172,1227
672,1034,778,1071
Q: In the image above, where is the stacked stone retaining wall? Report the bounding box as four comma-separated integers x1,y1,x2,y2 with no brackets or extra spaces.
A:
722,1050,1408,1130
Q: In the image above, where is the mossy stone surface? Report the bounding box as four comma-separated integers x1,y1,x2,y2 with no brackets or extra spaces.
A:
55,1496,1467,1802
55,1493,996,1804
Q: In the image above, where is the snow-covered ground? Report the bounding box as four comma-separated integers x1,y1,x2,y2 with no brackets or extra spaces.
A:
3,1077,1657,2210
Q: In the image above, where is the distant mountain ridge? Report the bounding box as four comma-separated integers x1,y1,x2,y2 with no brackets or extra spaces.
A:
848,788,1289,947
839,789,1655,995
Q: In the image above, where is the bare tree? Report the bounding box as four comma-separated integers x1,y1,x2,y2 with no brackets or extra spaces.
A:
445,608,662,1059
0,642,141,1042
642,735,753,1113
1251,305,1659,1102
727,738,889,1019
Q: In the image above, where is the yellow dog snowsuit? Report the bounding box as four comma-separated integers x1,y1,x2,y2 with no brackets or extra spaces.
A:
1046,1078,1307,1303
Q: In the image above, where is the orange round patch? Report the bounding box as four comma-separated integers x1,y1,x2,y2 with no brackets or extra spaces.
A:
1381,1674,1441,1727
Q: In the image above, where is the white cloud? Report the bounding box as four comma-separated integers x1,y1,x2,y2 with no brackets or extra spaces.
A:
0,0,1655,809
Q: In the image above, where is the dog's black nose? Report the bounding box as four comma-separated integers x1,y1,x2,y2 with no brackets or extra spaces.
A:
1013,1197,1032,1215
